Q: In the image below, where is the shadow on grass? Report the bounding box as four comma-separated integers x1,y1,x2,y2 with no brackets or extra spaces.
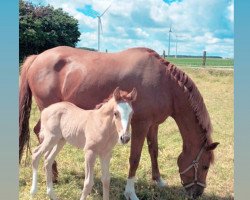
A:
57,170,233,200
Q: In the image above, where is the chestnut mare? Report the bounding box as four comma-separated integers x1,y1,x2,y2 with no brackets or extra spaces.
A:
30,87,136,200
19,46,219,199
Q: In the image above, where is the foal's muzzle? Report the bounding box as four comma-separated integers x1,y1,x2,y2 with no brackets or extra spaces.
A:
120,134,130,144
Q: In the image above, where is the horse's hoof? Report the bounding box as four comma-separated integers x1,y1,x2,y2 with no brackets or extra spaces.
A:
124,191,139,200
52,179,58,184
155,177,168,188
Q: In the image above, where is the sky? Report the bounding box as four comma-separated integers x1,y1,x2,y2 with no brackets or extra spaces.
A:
26,0,234,58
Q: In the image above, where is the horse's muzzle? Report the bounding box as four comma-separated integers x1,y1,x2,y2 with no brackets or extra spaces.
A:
185,185,204,199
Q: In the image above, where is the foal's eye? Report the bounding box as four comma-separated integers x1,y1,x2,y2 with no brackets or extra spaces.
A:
114,111,119,117
203,166,209,170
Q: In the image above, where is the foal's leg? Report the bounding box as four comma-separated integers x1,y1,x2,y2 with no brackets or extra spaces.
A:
147,124,167,187
34,119,59,183
80,150,97,200
30,134,55,196
100,152,112,200
124,121,150,200
44,139,66,200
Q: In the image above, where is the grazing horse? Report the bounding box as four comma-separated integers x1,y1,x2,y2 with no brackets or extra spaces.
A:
19,46,219,199
30,87,137,200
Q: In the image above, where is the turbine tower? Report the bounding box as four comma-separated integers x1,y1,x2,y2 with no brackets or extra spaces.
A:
168,26,172,56
97,4,111,51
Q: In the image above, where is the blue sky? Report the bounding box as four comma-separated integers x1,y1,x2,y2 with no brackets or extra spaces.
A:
26,0,234,58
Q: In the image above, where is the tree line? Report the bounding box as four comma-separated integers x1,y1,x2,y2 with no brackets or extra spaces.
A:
19,0,81,62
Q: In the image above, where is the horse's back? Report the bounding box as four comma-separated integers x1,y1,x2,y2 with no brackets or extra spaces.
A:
28,46,172,122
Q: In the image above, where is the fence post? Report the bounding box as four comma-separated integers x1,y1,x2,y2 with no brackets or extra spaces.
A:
202,50,206,66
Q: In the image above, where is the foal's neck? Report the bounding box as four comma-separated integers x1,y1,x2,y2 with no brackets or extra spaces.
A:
97,99,115,115
93,99,116,131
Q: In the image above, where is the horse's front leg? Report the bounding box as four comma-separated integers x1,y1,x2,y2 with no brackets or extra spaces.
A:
100,152,112,200
124,121,150,200
147,124,167,187
80,150,97,200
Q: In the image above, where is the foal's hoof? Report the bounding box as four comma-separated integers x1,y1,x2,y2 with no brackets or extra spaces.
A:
47,191,58,200
30,187,37,197
155,177,168,188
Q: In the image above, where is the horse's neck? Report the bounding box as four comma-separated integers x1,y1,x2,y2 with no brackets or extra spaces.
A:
172,103,204,153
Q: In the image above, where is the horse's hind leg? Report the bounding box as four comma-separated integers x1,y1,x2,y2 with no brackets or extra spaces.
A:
80,150,97,200
34,119,58,183
147,124,167,187
44,139,65,200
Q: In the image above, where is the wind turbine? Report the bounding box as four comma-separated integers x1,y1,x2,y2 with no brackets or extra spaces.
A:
168,25,172,56
97,4,111,51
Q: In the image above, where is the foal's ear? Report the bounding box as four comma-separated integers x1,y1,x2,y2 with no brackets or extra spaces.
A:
113,87,121,101
128,88,137,102
205,142,219,151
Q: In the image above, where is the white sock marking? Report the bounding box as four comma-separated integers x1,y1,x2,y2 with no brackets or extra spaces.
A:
30,169,38,196
124,177,139,200
155,176,168,187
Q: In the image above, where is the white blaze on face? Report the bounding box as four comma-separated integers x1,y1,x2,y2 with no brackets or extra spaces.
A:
117,102,133,133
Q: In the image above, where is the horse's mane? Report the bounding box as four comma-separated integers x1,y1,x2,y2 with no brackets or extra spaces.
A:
142,48,213,146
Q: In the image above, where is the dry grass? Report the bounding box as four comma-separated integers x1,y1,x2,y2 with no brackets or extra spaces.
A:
19,67,233,200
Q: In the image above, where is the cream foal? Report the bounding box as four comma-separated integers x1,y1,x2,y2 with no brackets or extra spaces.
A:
30,87,137,200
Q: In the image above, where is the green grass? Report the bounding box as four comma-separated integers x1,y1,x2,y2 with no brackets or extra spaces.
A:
166,57,234,68
19,67,234,200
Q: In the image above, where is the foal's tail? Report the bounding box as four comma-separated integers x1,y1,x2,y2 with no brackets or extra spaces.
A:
19,55,37,163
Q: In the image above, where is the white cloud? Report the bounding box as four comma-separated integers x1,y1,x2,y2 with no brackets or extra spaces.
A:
26,0,234,58
228,0,234,23
78,32,97,48
135,28,149,38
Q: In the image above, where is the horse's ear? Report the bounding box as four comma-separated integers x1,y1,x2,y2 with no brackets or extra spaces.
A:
113,87,121,101
128,88,137,102
205,142,219,151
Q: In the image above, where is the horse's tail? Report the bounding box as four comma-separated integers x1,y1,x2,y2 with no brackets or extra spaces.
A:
19,55,37,163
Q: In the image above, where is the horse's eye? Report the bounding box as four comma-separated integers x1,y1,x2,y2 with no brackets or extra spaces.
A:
203,166,209,170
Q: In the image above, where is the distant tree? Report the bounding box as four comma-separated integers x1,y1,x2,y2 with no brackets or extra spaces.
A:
78,47,97,51
19,0,81,62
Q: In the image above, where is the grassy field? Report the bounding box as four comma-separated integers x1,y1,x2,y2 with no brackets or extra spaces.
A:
166,57,234,68
19,67,234,200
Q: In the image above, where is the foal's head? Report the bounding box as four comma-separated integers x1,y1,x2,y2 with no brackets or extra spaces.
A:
112,87,137,144
177,142,219,199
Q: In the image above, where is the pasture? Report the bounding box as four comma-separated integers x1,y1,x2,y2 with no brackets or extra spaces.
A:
166,57,233,68
19,66,233,200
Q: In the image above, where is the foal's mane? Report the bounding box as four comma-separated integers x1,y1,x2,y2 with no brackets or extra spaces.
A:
142,48,213,145
95,91,131,109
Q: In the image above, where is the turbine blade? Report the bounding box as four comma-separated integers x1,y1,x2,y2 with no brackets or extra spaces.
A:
100,3,111,17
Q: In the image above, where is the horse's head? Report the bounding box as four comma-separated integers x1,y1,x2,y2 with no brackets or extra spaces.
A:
112,87,137,144
177,142,219,199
